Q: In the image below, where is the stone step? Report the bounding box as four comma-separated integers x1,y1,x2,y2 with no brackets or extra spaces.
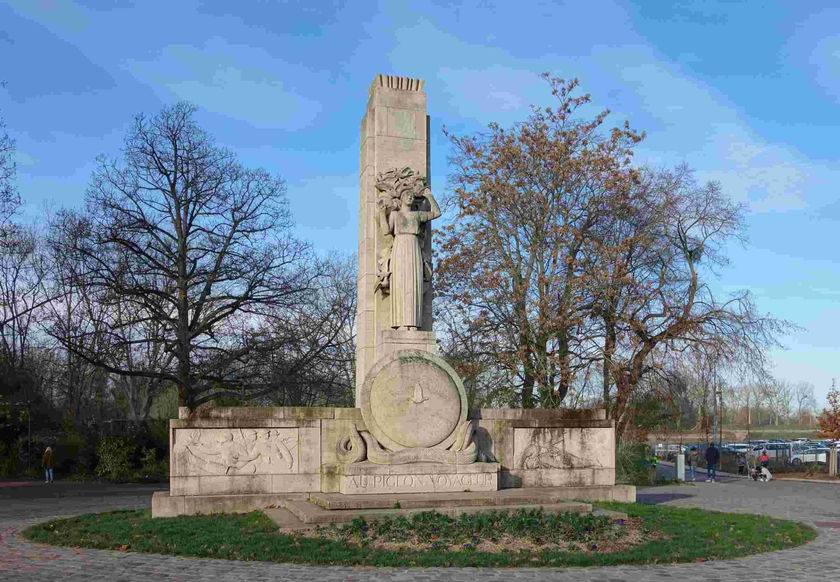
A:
276,498,592,526
262,507,312,530
309,486,627,511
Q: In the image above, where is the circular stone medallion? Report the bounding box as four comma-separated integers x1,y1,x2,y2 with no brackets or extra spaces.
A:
360,350,467,450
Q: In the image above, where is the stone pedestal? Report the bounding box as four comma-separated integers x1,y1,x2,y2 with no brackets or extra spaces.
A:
151,405,633,517
334,461,499,495
378,329,438,360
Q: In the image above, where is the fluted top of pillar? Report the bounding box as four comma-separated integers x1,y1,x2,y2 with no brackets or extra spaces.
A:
369,74,425,96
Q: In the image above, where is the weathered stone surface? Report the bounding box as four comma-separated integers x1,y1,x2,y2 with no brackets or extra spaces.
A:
172,428,300,477
170,418,320,429
275,498,592,526
373,167,440,330
321,419,367,466
333,408,364,421
512,427,614,470
151,491,308,518
355,75,431,399
378,328,438,360
361,429,477,465
360,350,467,451
183,406,340,420
170,473,320,496
473,408,607,421
336,461,499,494
507,468,617,488
309,486,627,510
338,461,497,476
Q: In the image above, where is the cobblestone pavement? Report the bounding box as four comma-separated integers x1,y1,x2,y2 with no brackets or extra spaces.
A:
2,478,839,581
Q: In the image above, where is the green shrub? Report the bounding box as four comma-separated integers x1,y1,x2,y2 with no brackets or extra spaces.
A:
147,419,169,451
137,448,168,482
616,441,656,486
0,441,20,477
55,419,87,476
96,436,136,482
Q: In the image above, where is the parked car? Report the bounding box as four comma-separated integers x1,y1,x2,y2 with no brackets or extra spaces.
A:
790,447,830,465
726,443,752,454
654,444,686,460
752,442,791,460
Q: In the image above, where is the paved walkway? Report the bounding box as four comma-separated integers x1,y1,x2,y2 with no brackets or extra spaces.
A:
1,479,839,581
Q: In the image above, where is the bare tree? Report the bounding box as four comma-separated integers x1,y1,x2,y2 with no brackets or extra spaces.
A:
40,211,116,419
0,225,49,371
58,102,313,409
764,380,793,425
589,167,787,435
793,381,817,425
0,81,19,232
233,255,357,406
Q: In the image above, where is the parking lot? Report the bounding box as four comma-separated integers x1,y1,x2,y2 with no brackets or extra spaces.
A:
654,438,839,477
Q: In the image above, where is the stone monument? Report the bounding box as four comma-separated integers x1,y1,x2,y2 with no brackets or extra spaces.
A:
151,74,634,518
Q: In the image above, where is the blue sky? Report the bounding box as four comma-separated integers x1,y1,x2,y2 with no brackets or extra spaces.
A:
2,0,838,403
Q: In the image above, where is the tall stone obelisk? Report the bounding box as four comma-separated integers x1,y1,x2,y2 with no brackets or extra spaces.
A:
355,75,435,405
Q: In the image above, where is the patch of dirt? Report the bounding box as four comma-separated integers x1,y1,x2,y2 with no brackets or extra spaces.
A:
306,517,657,554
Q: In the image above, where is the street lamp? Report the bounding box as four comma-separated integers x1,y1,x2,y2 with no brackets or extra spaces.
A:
710,384,723,446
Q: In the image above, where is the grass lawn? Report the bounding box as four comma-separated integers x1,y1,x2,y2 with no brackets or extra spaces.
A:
23,503,815,568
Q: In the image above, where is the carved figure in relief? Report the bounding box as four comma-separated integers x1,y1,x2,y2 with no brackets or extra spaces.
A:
182,429,296,475
411,382,429,404
519,430,599,470
375,167,440,329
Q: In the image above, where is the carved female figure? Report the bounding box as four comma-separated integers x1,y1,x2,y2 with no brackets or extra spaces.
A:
376,169,440,329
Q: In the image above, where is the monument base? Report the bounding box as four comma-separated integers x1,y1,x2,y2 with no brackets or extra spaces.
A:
330,461,499,495
152,483,636,518
153,405,628,517
376,328,439,360
151,491,308,518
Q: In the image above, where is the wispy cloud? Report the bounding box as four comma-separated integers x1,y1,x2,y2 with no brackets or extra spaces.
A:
384,15,832,215
126,38,322,131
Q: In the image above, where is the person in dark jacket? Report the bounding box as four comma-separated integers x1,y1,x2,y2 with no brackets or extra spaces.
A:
705,442,720,482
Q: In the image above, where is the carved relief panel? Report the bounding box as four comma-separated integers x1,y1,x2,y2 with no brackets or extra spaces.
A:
172,428,299,476
512,428,613,470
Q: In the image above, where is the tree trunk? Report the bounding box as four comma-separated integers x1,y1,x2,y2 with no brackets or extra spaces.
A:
602,317,616,416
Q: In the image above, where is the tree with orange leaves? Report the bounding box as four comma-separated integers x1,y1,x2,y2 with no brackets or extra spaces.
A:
817,382,840,440
437,74,643,408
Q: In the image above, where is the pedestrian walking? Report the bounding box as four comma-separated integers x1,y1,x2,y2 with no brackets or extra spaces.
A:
737,452,747,475
686,447,697,481
705,442,720,482
42,446,54,484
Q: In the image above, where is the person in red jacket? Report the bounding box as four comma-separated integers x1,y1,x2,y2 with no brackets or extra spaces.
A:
758,449,770,469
